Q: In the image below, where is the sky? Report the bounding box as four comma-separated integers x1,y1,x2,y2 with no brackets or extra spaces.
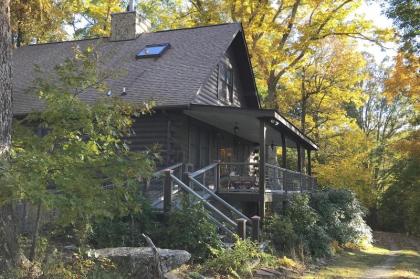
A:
357,1,398,64
64,0,398,64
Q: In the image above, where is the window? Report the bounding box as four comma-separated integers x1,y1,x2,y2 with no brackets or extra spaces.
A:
218,64,234,103
136,43,170,58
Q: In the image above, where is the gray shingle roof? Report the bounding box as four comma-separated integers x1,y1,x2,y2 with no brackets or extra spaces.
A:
12,23,241,115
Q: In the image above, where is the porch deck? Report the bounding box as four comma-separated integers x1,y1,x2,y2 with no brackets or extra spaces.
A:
146,161,317,240
189,162,317,196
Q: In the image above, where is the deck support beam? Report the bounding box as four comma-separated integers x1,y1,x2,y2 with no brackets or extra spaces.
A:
163,169,174,213
251,216,261,241
237,218,247,240
258,119,267,220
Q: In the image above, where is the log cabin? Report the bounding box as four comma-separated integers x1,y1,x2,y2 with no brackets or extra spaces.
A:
12,5,318,236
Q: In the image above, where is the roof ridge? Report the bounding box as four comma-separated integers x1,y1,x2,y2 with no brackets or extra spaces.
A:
153,22,239,34
15,36,106,49
14,22,240,49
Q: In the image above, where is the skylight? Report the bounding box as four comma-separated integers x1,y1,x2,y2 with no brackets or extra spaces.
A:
136,43,170,58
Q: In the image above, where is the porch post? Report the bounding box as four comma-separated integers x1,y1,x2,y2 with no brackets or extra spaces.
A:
281,133,287,169
297,143,303,192
297,143,302,173
258,119,266,219
307,149,312,176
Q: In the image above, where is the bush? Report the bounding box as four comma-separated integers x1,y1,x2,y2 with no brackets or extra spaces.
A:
266,194,332,259
266,190,371,260
155,200,222,262
310,189,372,246
287,194,332,258
265,214,296,254
202,238,276,278
90,194,156,248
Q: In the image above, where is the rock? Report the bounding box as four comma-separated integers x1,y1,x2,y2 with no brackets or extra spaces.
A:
92,247,191,279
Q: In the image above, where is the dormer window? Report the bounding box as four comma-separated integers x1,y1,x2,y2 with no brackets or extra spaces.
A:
219,63,234,103
136,43,170,58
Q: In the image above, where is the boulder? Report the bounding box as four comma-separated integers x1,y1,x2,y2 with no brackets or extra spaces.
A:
92,247,191,279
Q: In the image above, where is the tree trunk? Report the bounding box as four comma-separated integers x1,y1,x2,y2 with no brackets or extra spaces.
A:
0,0,17,270
0,0,13,156
29,203,42,261
266,74,278,109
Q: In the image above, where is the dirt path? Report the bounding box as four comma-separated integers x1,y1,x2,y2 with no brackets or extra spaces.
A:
304,231,420,279
362,241,399,279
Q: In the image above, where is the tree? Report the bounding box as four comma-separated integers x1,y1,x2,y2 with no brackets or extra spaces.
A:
70,0,124,39
384,0,420,52
10,0,71,46
0,45,155,261
143,0,391,108
277,38,366,135
0,0,18,270
0,0,12,156
10,0,124,46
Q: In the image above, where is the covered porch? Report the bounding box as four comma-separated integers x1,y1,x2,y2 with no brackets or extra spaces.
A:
183,105,319,218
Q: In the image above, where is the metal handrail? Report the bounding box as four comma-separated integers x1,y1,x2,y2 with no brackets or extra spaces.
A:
265,163,316,192
219,162,259,166
208,215,235,237
189,176,252,223
189,162,218,178
153,162,183,177
265,163,304,176
170,174,237,228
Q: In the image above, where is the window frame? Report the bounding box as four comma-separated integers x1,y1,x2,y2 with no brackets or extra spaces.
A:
136,43,171,59
218,63,234,103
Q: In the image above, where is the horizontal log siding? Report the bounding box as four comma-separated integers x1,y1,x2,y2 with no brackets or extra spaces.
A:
127,111,191,167
193,46,247,108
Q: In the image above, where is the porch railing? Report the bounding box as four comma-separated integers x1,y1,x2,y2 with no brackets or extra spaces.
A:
218,162,259,192
265,163,317,192
147,163,184,208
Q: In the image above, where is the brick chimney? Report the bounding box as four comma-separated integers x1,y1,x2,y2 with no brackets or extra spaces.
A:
110,0,151,41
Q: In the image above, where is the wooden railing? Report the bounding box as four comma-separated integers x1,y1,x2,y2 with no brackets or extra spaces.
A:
147,163,184,208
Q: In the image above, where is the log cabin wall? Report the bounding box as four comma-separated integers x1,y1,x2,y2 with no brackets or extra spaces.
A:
128,110,255,170
193,42,249,108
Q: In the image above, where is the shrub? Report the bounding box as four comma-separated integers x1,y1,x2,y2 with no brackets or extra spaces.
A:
287,194,332,258
310,189,372,246
155,201,222,262
265,214,296,254
90,193,156,248
202,238,276,278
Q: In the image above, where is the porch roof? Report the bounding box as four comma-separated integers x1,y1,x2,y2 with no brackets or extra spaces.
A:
183,105,318,151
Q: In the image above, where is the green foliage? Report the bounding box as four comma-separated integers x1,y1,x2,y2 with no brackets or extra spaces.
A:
266,195,332,259
265,214,296,253
202,238,276,278
310,189,372,246
0,45,155,246
155,200,222,262
385,0,420,52
266,190,371,259
90,194,156,248
379,145,420,236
